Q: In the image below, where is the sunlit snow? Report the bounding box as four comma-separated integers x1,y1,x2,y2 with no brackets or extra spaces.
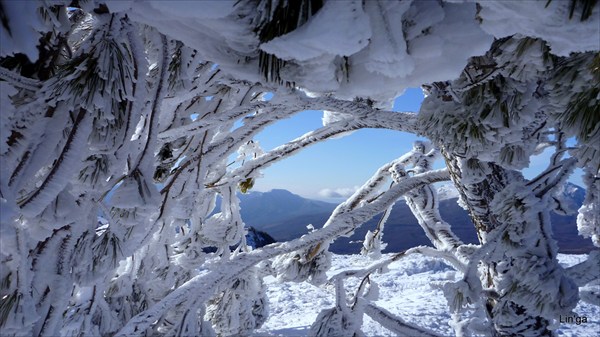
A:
255,253,599,337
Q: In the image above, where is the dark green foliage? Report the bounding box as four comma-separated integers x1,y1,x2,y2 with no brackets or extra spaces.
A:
0,3,81,80
561,87,599,141
419,37,557,169
255,0,323,41
239,177,254,193
153,165,169,183
353,96,374,107
46,18,135,151
545,0,599,21
513,37,554,66
168,43,183,91
553,53,599,142
50,36,133,106
92,231,123,271
0,273,14,327
499,145,527,168
78,154,109,186
0,291,19,327
258,51,288,84
158,143,173,161
154,144,174,182
251,0,323,84
0,33,66,81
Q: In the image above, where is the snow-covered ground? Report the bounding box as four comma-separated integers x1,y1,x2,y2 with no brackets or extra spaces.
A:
254,253,599,336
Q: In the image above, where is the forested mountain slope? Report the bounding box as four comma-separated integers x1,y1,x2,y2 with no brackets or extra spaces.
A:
237,185,592,253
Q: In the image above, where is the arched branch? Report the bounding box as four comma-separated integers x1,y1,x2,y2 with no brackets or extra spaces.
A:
115,168,450,336
364,303,444,337
209,110,419,188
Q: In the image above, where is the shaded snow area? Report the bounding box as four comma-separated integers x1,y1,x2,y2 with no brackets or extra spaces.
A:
254,254,599,336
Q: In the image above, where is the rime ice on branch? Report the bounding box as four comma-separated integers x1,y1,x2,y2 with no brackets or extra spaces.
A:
0,1,598,337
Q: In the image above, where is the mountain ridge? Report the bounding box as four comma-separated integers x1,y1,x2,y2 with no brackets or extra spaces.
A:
232,184,593,254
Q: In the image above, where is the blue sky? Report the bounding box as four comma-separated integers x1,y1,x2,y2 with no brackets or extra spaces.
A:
249,88,583,201
250,88,426,200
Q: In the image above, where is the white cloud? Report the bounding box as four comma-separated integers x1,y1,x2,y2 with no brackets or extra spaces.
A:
318,186,359,199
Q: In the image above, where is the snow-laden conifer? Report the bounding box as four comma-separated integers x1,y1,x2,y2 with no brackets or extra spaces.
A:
1,1,598,337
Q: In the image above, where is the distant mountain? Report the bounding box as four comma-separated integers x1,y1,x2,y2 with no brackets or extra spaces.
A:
215,189,337,240
203,227,275,253
239,189,336,226
330,196,478,254
246,227,276,248
332,182,591,254
235,183,594,254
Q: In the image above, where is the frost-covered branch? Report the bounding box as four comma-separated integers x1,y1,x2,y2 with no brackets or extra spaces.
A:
332,246,466,284
130,33,170,172
18,108,92,216
364,304,443,337
158,101,273,142
565,250,600,287
298,95,420,134
2,2,598,336
115,169,450,336
212,120,363,187
388,142,463,252
160,94,419,144
210,109,418,187
0,66,42,91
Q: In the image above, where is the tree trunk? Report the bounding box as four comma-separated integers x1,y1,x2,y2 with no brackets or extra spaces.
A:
441,148,559,336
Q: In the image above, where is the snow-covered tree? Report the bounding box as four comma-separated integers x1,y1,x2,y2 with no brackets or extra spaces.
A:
0,1,598,336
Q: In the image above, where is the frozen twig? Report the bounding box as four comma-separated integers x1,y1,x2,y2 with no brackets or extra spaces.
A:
115,169,450,336
364,303,443,337
0,66,42,91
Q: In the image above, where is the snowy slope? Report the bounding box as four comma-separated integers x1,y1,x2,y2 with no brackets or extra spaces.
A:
254,253,599,336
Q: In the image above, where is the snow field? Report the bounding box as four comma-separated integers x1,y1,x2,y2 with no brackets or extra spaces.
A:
255,253,599,336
